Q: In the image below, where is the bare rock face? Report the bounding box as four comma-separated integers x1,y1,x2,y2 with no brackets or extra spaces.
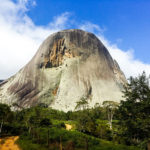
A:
0,29,126,111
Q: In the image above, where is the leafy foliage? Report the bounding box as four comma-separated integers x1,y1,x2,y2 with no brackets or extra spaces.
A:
75,97,89,110
2,80,148,150
103,101,119,129
118,72,150,145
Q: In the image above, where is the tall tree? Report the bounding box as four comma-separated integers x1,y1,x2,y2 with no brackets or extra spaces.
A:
0,104,11,135
118,72,150,145
75,97,88,110
103,101,119,129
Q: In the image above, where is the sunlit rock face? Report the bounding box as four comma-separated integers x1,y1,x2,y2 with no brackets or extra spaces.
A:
0,29,126,111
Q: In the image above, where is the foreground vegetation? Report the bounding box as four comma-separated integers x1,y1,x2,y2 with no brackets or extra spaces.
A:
0,72,150,149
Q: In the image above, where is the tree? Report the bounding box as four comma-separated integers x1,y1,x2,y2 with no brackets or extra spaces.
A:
40,118,52,127
95,120,110,139
12,102,23,111
76,110,96,134
91,104,104,120
0,104,11,135
118,72,150,145
103,101,119,129
75,97,88,110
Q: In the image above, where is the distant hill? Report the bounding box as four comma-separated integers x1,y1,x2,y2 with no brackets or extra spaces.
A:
0,80,4,83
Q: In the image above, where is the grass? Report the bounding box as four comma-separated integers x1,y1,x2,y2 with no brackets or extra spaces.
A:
17,127,140,150
17,136,47,150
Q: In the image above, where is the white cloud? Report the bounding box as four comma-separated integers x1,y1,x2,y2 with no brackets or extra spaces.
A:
0,0,71,79
48,12,71,30
80,21,105,34
0,0,150,79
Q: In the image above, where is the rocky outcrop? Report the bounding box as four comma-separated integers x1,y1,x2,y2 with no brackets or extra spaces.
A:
0,29,126,111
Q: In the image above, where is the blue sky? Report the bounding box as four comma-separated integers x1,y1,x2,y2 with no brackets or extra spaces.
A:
27,0,150,63
0,0,150,79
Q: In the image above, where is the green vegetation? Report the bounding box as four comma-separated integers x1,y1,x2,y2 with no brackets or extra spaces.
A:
117,72,150,149
0,72,150,149
0,103,140,150
75,97,89,110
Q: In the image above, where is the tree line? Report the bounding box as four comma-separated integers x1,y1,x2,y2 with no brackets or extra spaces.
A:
0,72,150,149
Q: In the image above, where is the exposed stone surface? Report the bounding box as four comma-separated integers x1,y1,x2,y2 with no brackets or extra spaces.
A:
0,29,126,111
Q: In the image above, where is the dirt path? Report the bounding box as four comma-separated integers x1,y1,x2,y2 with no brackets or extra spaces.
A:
65,124,72,130
0,136,20,150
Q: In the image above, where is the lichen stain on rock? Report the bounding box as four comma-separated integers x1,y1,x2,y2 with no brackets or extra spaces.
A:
43,38,65,68
43,38,76,68
52,86,58,96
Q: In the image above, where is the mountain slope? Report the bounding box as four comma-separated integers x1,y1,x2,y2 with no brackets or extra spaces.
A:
0,29,126,111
